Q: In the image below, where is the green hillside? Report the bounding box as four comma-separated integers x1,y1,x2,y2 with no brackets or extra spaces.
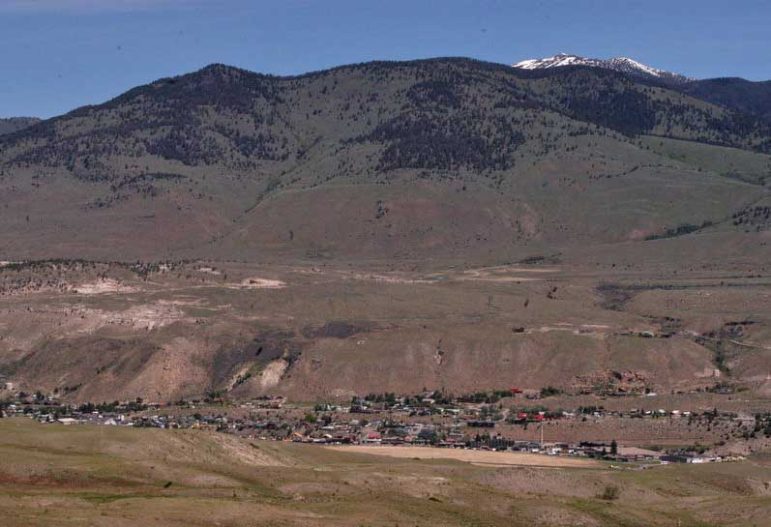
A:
0,58,768,262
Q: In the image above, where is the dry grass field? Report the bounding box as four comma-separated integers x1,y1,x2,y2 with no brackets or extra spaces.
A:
0,419,769,526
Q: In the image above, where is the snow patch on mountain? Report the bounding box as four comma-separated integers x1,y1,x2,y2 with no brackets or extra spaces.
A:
513,53,690,83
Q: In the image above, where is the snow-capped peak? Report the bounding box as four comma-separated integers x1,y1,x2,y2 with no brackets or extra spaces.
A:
514,53,589,70
513,53,689,83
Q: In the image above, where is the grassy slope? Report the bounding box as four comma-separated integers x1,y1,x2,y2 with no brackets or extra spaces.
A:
0,418,769,526
0,59,768,262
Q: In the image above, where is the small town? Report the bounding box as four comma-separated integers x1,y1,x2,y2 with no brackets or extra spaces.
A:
3,386,766,466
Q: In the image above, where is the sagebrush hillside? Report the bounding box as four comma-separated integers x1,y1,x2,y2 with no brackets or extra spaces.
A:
0,58,769,262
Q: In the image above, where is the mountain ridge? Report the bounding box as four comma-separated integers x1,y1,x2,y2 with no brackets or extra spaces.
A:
513,53,690,84
0,116,41,136
0,57,769,263
513,54,771,123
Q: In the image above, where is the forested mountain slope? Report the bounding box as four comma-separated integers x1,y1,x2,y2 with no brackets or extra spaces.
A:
0,58,769,262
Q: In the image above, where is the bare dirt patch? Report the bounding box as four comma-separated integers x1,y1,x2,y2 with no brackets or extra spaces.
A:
260,359,289,389
455,264,559,283
237,277,286,289
325,445,599,468
347,272,436,284
105,302,186,330
73,279,137,295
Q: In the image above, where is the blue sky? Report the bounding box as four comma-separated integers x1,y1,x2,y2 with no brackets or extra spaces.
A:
1,0,769,118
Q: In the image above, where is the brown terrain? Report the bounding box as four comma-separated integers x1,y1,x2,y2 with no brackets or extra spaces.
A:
0,59,769,264
2,418,770,527
0,253,768,406
0,58,771,526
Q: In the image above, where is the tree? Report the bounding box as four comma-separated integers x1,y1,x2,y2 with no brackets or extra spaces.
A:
610,439,618,456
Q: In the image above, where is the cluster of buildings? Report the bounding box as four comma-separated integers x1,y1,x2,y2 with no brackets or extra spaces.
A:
2,389,760,465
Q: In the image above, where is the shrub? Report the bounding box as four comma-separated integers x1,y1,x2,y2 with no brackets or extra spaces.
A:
598,485,620,501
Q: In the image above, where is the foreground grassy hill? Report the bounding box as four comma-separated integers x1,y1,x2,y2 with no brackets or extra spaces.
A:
0,58,769,262
0,418,769,526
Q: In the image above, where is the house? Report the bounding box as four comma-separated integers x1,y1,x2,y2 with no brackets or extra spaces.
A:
57,417,79,426
661,453,721,463
616,446,662,461
467,420,495,428
687,455,721,463
362,431,382,444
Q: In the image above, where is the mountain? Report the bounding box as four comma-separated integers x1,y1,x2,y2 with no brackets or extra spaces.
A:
681,77,771,124
0,58,769,263
0,117,40,136
514,54,771,124
513,53,690,84
0,58,770,404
